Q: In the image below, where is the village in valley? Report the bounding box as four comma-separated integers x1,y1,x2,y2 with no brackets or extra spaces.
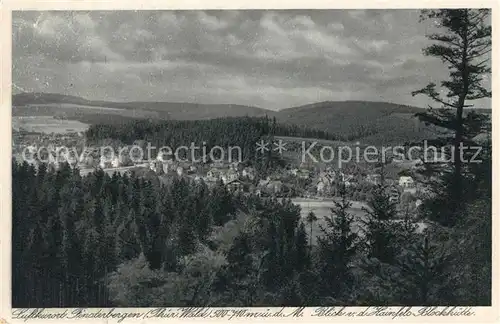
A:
13,127,433,221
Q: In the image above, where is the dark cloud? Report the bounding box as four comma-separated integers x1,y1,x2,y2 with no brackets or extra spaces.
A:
12,10,491,109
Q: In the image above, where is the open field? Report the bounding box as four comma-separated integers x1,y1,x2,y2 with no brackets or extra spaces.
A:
12,116,90,134
276,135,370,168
292,197,368,245
32,103,124,111
275,135,360,148
292,197,427,244
13,103,160,119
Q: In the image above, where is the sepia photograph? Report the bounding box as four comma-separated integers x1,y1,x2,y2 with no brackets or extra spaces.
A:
10,8,492,309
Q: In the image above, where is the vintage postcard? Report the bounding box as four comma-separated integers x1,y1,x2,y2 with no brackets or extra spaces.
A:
0,0,498,323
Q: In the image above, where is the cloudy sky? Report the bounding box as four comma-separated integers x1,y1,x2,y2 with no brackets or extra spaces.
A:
12,10,491,110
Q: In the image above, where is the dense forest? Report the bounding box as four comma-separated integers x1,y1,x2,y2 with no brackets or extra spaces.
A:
12,137,491,306
85,116,338,156
84,114,432,149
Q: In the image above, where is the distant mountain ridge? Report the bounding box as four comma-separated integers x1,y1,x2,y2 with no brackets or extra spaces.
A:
12,92,490,145
12,92,271,120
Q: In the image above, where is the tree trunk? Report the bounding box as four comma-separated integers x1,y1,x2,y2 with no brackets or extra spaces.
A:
451,10,470,225
309,223,313,252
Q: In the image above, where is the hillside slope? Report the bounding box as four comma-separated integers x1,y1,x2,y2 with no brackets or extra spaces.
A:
12,92,270,120
274,101,443,144
15,93,487,145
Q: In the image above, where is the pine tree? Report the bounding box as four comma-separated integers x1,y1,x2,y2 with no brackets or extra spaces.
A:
260,199,302,289
214,232,256,304
177,220,198,256
395,235,456,305
191,181,213,241
361,184,400,264
306,211,318,251
208,180,235,226
412,9,491,226
452,194,491,305
59,198,83,306
116,209,142,261
293,222,310,272
317,184,358,300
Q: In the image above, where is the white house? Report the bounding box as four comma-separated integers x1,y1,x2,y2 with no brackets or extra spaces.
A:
149,160,158,172
222,169,239,184
326,169,337,178
297,169,311,179
156,151,173,163
160,162,168,174
160,160,179,173
162,161,177,174
242,167,256,180
316,181,327,195
399,176,415,188
366,174,382,185
226,179,244,193
23,145,38,162
100,156,111,169
82,155,94,168
316,172,334,195
340,172,356,187
206,168,222,182
258,179,283,195
111,156,121,168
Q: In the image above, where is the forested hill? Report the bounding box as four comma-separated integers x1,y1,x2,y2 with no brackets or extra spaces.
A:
86,117,269,162
274,101,430,143
273,101,490,144
13,93,491,145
